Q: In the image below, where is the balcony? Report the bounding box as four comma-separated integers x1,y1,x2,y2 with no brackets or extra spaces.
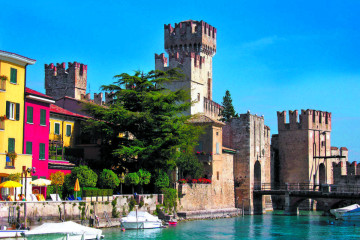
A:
0,78,6,92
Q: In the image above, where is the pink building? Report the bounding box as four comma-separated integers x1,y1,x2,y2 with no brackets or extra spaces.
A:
24,88,55,195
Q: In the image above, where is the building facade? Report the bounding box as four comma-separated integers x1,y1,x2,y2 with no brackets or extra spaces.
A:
0,50,36,199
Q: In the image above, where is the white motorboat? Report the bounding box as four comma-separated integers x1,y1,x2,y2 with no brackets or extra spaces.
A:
0,229,28,239
120,211,163,229
23,221,103,240
330,204,360,221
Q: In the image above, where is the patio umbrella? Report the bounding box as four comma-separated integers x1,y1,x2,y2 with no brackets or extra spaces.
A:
74,178,80,199
0,181,23,201
30,179,52,196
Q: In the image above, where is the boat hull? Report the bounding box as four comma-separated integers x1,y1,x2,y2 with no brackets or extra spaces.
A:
121,221,162,229
0,230,28,239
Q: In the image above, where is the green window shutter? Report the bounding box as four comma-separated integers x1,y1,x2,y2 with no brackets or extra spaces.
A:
66,125,71,136
39,143,45,159
8,138,15,153
10,68,17,84
40,109,46,125
26,142,32,154
27,106,33,123
55,123,60,135
32,176,38,181
15,103,20,121
6,101,10,118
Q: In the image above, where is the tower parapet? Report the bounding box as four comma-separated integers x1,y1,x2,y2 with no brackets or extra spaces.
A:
277,109,331,131
45,61,87,100
164,20,216,57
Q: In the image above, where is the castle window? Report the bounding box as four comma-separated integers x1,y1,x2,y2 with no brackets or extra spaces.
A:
10,68,17,84
216,142,220,154
197,93,200,101
217,171,219,180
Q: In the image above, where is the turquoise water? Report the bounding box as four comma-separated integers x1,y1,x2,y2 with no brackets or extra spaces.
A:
103,214,360,239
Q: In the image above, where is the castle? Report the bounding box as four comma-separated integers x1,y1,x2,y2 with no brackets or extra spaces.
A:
42,20,358,215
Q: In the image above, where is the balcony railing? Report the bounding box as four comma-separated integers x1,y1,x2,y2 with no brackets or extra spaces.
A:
0,79,5,91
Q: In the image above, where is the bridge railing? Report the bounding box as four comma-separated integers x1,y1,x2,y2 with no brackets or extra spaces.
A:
255,183,360,194
255,183,321,191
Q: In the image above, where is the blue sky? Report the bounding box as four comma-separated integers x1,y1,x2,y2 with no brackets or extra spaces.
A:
1,1,359,161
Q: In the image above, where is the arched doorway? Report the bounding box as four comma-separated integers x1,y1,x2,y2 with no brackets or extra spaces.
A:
254,161,261,190
319,163,326,185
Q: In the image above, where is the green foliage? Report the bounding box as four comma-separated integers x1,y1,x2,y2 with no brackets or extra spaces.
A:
125,173,140,186
98,169,120,189
139,197,145,208
46,185,63,199
128,198,137,212
162,188,177,213
154,170,169,190
64,165,98,195
83,69,202,176
111,197,119,218
119,173,125,184
82,187,113,197
176,152,204,179
137,169,151,185
220,90,237,122
8,173,21,182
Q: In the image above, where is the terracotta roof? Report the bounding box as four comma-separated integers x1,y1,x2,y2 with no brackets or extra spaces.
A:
187,114,225,126
340,147,348,151
25,88,54,100
331,146,339,150
222,146,237,154
50,104,88,119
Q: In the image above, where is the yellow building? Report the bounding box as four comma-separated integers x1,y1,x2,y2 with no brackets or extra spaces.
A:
0,50,35,198
49,104,87,160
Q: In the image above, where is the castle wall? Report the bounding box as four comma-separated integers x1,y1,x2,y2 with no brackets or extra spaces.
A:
275,110,332,186
177,152,235,212
222,112,271,213
45,62,87,100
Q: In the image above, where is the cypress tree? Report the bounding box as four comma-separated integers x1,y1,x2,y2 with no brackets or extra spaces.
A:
220,90,237,122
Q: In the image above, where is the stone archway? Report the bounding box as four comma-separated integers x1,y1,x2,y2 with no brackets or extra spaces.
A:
319,163,326,185
254,161,261,190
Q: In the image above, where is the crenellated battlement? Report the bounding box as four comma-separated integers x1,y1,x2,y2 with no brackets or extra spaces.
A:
45,61,87,100
277,109,332,131
204,97,222,119
164,20,216,57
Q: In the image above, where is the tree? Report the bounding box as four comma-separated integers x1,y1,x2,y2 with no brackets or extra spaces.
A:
50,171,65,200
176,153,204,179
119,173,125,194
137,169,151,194
8,173,21,182
84,69,203,179
154,170,169,191
98,169,120,189
125,172,140,193
64,165,98,194
220,90,237,122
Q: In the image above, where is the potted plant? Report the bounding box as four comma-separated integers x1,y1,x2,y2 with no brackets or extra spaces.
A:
5,151,17,161
0,75,8,81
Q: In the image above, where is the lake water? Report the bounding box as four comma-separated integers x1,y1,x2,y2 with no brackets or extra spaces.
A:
103,212,360,239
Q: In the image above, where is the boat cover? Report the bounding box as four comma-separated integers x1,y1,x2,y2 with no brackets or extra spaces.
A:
330,204,360,215
24,221,102,237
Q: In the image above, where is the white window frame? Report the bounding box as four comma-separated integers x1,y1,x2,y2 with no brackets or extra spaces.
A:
9,102,15,120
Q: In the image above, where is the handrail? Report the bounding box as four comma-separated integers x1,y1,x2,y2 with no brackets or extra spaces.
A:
254,183,360,194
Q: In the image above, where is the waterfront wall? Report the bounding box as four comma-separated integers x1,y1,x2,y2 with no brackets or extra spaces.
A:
0,194,163,225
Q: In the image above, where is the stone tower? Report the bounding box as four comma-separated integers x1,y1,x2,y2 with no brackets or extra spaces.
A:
45,62,87,100
155,20,221,117
272,109,332,186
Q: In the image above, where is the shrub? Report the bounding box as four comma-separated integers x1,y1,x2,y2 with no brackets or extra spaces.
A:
125,173,140,193
154,170,169,190
161,188,177,213
98,169,120,189
178,179,187,184
128,198,137,211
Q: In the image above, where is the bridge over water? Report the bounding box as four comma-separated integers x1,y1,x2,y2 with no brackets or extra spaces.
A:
253,183,360,215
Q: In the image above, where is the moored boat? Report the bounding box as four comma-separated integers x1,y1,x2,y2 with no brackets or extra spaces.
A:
23,221,103,239
120,211,163,229
330,204,360,221
0,229,28,239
